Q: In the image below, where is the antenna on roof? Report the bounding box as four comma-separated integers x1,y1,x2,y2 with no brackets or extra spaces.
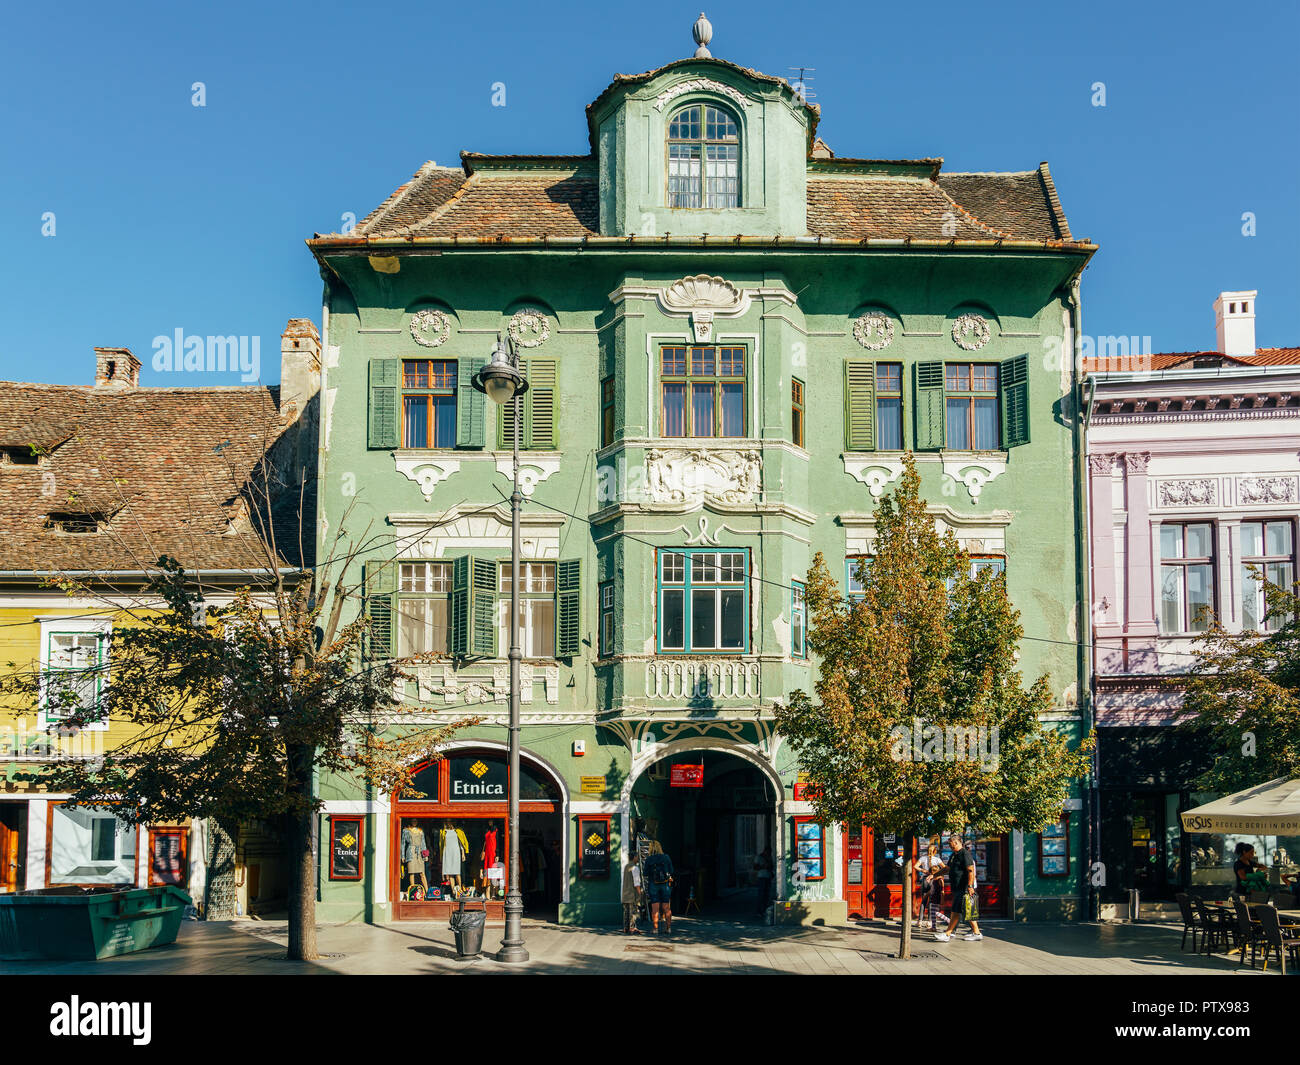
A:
789,67,816,105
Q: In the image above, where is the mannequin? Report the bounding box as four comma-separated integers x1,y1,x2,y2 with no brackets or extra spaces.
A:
479,823,500,897
439,821,469,896
401,822,429,899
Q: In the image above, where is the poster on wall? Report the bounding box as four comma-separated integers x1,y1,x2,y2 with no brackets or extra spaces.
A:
578,816,610,879
792,818,826,881
329,817,363,881
149,828,186,886
670,763,704,788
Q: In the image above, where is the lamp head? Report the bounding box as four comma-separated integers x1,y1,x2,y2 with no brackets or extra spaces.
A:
472,332,528,403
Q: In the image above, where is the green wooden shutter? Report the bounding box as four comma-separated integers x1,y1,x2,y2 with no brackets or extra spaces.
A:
555,559,581,658
844,360,876,451
363,560,396,660
1000,354,1030,449
457,357,486,448
452,555,498,657
526,359,557,450
469,557,498,657
914,361,946,450
499,359,557,450
368,359,400,449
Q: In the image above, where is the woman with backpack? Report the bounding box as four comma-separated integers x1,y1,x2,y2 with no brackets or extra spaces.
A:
643,841,675,935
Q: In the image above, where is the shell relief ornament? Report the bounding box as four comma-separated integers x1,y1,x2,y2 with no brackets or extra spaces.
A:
409,309,451,348
507,308,551,349
852,313,895,351
951,313,991,351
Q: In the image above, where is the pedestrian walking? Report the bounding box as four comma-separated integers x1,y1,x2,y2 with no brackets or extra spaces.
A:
934,833,982,942
622,848,643,934
916,842,947,931
643,840,675,934
754,846,774,919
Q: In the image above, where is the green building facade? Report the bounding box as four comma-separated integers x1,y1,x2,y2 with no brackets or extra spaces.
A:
309,30,1096,927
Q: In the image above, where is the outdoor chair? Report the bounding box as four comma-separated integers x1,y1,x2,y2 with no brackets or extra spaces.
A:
1175,893,1198,952
1249,891,1272,904
1192,897,1228,954
1231,896,1262,968
1256,904,1300,975
1272,893,1297,910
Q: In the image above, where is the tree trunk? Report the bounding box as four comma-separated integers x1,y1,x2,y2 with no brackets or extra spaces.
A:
285,742,318,962
899,847,914,960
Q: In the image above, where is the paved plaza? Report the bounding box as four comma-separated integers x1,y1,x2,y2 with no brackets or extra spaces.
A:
0,916,1283,976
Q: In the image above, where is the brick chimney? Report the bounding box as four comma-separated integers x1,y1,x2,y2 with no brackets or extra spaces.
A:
279,319,321,420
94,347,141,389
1213,290,1257,357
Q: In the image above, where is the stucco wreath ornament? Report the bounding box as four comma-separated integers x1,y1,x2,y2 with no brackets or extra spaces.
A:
409,309,451,348
508,308,550,349
852,313,895,351
951,313,991,351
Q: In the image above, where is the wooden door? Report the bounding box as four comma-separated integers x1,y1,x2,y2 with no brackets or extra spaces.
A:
0,806,22,892
842,826,868,918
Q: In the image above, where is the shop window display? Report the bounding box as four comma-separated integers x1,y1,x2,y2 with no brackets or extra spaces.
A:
50,804,136,885
400,817,505,901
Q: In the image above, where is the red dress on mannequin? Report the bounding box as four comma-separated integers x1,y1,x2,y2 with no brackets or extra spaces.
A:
483,828,499,869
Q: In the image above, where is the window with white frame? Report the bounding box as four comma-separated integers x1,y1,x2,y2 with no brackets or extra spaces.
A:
1160,523,1215,633
49,803,136,885
40,621,109,728
658,549,749,653
599,581,614,657
498,561,556,658
846,556,872,603
1241,520,1295,633
398,561,452,656
791,581,807,659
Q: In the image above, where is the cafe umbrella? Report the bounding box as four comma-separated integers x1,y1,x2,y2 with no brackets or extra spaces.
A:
1179,776,1300,835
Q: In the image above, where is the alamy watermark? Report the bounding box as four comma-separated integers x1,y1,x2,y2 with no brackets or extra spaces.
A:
151,329,261,382
888,717,999,772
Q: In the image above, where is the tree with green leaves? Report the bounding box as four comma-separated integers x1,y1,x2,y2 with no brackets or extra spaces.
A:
0,446,474,962
1179,578,1300,792
774,454,1091,958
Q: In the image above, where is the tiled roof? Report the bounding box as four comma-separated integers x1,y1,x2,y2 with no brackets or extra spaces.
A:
0,383,309,574
1083,348,1300,373
328,161,1083,246
937,165,1071,242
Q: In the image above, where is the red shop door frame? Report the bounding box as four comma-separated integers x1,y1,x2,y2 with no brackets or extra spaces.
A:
848,829,1010,919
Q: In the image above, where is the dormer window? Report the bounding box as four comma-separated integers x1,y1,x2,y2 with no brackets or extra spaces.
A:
667,104,740,208
45,512,107,535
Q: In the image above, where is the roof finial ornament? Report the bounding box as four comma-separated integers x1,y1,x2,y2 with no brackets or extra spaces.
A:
692,12,713,58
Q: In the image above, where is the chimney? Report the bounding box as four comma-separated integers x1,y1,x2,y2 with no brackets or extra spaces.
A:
279,318,321,421
94,347,141,389
1213,290,1257,357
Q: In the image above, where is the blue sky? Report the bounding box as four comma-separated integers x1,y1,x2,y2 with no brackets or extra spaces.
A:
2,0,1296,386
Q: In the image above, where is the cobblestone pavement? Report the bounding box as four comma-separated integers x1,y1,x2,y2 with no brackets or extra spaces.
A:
0,916,1280,975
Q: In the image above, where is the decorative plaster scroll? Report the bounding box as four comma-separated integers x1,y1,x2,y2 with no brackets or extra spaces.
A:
409,309,451,348
1238,476,1298,505
495,456,560,497
942,455,1007,503
852,313,895,351
507,308,550,349
646,447,761,505
951,314,992,351
1087,453,1117,476
394,455,461,501
1157,479,1217,507
842,455,905,498
653,78,753,113
660,274,745,343
415,665,505,705
1122,452,1151,475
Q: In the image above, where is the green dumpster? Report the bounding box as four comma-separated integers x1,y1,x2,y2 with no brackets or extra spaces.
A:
0,885,191,961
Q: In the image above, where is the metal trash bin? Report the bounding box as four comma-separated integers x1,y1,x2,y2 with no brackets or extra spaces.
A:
449,898,487,957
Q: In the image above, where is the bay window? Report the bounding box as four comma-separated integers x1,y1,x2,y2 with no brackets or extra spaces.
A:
658,549,749,653
661,346,746,438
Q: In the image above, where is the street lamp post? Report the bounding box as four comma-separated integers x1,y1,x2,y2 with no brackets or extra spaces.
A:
472,332,530,964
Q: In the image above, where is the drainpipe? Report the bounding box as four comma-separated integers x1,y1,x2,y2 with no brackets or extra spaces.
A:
1069,276,1099,921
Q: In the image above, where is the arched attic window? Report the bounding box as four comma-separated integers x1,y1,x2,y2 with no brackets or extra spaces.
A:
667,103,740,208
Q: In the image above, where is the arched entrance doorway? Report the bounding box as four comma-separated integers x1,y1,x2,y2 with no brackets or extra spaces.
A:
390,747,565,921
628,747,780,921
